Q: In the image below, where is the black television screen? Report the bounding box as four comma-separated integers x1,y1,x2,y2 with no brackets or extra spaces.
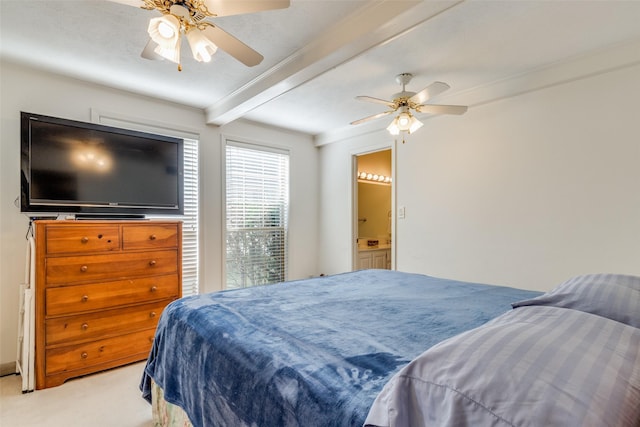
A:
21,112,184,216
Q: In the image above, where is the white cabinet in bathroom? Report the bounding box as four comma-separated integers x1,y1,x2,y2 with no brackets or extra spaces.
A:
357,248,390,270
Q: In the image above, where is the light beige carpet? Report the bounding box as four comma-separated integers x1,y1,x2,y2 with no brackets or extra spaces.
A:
0,362,152,427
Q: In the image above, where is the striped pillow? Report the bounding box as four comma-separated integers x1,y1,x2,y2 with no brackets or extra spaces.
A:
365,305,640,427
512,273,640,328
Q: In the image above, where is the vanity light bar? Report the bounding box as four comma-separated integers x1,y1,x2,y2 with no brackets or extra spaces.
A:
357,171,392,184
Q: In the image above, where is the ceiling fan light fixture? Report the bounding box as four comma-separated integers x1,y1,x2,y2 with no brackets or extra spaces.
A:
387,111,422,136
386,118,400,136
158,21,176,39
148,14,181,48
408,116,423,133
186,28,218,62
153,35,181,64
396,112,412,131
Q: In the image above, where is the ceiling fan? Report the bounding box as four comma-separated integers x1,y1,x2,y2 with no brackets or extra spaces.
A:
351,73,468,137
109,0,290,70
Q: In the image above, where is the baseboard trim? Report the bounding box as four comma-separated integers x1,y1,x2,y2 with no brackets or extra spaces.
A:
0,362,17,377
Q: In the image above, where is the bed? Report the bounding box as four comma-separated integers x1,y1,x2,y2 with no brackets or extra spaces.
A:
140,270,640,427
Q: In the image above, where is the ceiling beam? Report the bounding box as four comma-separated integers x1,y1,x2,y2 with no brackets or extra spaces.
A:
205,0,462,126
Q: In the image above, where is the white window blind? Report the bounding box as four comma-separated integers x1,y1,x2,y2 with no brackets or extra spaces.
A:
180,138,199,296
225,141,289,289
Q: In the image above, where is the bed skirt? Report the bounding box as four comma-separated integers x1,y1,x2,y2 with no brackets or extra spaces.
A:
151,380,193,427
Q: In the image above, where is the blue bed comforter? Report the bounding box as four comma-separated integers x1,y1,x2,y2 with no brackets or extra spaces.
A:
140,269,541,427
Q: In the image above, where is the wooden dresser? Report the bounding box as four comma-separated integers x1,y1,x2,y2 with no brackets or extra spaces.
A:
34,220,182,389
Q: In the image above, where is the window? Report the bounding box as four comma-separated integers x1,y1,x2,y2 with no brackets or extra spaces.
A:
180,138,199,296
225,141,289,289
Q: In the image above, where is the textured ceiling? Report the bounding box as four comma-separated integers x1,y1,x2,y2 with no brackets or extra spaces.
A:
2,0,640,144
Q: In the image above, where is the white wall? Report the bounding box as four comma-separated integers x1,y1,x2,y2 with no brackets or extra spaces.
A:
318,62,640,292
0,61,319,367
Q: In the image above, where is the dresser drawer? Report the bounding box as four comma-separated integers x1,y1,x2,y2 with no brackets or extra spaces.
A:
45,329,155,375
46,225,120,255
122,224,178,250
45,274,179,316
46,300,170,346
46,250,178,285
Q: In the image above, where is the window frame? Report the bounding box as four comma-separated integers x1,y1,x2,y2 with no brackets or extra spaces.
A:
223,138,290,290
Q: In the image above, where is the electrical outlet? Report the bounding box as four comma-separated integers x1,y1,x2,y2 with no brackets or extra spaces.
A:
398,206,406,219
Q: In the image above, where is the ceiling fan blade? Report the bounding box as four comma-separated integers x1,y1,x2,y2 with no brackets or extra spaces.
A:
141,38,163,60
416,104,468,115
355,96,396,109
409,81,450,105
203,0,290,17
201,25,263,66
351,110,395,126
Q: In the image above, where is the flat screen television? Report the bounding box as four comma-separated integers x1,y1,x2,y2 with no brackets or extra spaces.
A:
21,112,184,217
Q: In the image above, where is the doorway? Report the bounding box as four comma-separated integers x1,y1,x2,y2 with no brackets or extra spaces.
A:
353,149,393,271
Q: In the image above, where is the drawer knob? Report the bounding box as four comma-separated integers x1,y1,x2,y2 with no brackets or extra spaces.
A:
81,236,89,244
81,295,89,302
149,234,157,241
150,311,157,318
80,265,88,272
149,260,157,267
150,286,158,292
81,323,89,330
81,352,88,359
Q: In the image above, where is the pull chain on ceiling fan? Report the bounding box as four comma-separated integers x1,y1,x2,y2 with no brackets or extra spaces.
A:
110,0,290,70
351,73,468,141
